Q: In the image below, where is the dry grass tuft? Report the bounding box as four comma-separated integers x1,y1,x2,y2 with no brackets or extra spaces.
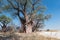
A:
0,32,60,40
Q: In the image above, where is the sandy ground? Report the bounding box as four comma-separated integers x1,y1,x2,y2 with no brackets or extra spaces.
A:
36,31,60,39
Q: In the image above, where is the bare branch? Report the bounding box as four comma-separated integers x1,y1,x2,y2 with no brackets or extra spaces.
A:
7,0,25,17
17,13,26,24
32,0,40,11
34,0,40,5
7,0,17,9
23,0,27,11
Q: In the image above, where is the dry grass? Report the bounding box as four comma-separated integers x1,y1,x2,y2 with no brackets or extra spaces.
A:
38,35,60,40
46,30,60,32
14,32,60,40
0,32,60,40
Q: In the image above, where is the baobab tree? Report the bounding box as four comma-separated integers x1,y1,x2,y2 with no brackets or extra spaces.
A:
0,0,51,33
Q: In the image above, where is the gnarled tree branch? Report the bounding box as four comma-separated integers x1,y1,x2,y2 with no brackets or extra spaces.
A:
7,0,17,10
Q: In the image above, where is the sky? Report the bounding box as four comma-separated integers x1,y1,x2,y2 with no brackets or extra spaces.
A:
0,0,60,30
42,0,60,30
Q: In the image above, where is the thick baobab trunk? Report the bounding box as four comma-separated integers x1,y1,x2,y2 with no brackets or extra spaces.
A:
25,16,33,33
25,20,33,33
23,11,31,33
25,24,33,33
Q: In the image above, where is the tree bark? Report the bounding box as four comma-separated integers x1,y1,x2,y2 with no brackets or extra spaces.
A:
2,23,7,32
25,24,33,33
17,12,26,33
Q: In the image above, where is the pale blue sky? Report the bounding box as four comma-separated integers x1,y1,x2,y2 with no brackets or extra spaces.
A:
42,0,60,30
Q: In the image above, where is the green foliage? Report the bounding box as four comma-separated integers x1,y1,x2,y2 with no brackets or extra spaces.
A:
0,15,11,24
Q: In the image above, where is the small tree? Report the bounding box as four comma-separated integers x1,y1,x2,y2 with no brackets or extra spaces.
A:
0,15,11,32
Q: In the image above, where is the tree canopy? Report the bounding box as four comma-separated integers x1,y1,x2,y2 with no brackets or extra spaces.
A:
0,0,51,33
0,15,11,24
0,15,11,32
